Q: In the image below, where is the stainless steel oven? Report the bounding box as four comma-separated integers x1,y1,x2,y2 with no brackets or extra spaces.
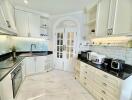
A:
11,63,22,98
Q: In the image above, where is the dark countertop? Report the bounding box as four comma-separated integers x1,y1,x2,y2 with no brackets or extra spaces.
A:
78,57,132,80
0,51,53,81
18,51,53,57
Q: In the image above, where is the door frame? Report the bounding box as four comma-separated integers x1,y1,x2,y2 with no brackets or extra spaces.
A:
53,17,80,71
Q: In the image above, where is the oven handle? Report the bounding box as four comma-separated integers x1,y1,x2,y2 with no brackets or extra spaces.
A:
11,68,22,79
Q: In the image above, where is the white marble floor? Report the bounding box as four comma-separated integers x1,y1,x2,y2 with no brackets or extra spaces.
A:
15,70,95,100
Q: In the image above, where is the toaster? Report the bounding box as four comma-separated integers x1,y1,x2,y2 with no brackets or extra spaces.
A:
91,53,106,65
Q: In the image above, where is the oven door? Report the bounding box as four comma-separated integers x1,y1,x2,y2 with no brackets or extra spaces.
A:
12,67,22,98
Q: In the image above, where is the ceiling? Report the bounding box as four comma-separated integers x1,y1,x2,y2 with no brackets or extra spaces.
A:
12,0,95,15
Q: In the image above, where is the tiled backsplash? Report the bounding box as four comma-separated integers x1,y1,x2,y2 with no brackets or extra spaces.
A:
0,35,48,55
0,35,11,55
89,46,132,65
12,37,48,51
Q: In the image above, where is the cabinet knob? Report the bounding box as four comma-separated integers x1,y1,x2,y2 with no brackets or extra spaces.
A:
84,77,87,79
85,71,87,74
103,75,108,78
101,90,106,94
6,20,11,28
102,83,107,86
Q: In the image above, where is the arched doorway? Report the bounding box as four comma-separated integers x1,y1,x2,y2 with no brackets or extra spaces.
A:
53,17,80,72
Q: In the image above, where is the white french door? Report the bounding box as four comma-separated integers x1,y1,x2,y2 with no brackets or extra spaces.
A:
54,27,77,72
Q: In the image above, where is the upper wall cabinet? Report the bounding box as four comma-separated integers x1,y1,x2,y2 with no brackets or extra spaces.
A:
113,0,132,35
15,9,29,37
86,0,132,38
15,9,40,37
0,0,17,34
96,0,111,37
15,9,49,39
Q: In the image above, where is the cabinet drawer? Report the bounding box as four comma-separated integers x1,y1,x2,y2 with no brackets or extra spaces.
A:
94,77,120,98
95,70,121,88
93,90,107,100
94,84,119,100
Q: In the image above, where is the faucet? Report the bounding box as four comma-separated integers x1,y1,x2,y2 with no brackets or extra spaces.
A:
30,44,36,53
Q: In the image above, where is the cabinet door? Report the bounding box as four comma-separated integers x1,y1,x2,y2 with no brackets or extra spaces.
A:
45,55,53,71
96,0,111,36
36,56,46,73
113,0,132,34
21,59,26,80
25,57,36,76
0,74,13,100
0,0,16,32
107,0,117,34
28,13,40,38
15,9,29,37
0,6,7,28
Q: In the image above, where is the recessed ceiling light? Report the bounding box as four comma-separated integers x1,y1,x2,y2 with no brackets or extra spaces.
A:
24,0,28,4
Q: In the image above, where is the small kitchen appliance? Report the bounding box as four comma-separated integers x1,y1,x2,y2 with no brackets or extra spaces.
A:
111,59,125,71
91,53,106,65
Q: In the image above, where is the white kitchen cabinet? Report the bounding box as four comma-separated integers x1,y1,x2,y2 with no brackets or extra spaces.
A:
90,0,132,37
79,61,122,100
25,57,36,76
0,6,7,29
45,55,53,72
15,9,50,38
15,9,29,37
36,56,47,73
36,55,53,73
0,74,13,100
24,55,53,76
0,0,17,34
21,59,26,80
29,13,40,37
15,9,40,37
96,0,111,37
113,0,132,35
107,0,117,35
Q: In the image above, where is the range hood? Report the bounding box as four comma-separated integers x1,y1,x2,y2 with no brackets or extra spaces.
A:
91,36,132,48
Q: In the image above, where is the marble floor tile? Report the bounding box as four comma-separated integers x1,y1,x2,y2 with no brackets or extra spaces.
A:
15,70,95,100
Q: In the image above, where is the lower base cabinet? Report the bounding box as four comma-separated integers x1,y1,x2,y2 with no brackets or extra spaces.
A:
22,55,53,77
75,61,123,100
0,74,14,100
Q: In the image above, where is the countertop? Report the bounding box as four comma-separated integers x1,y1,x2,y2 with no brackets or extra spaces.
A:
0,56,24,81
78,57,132,80
0,51,53,81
